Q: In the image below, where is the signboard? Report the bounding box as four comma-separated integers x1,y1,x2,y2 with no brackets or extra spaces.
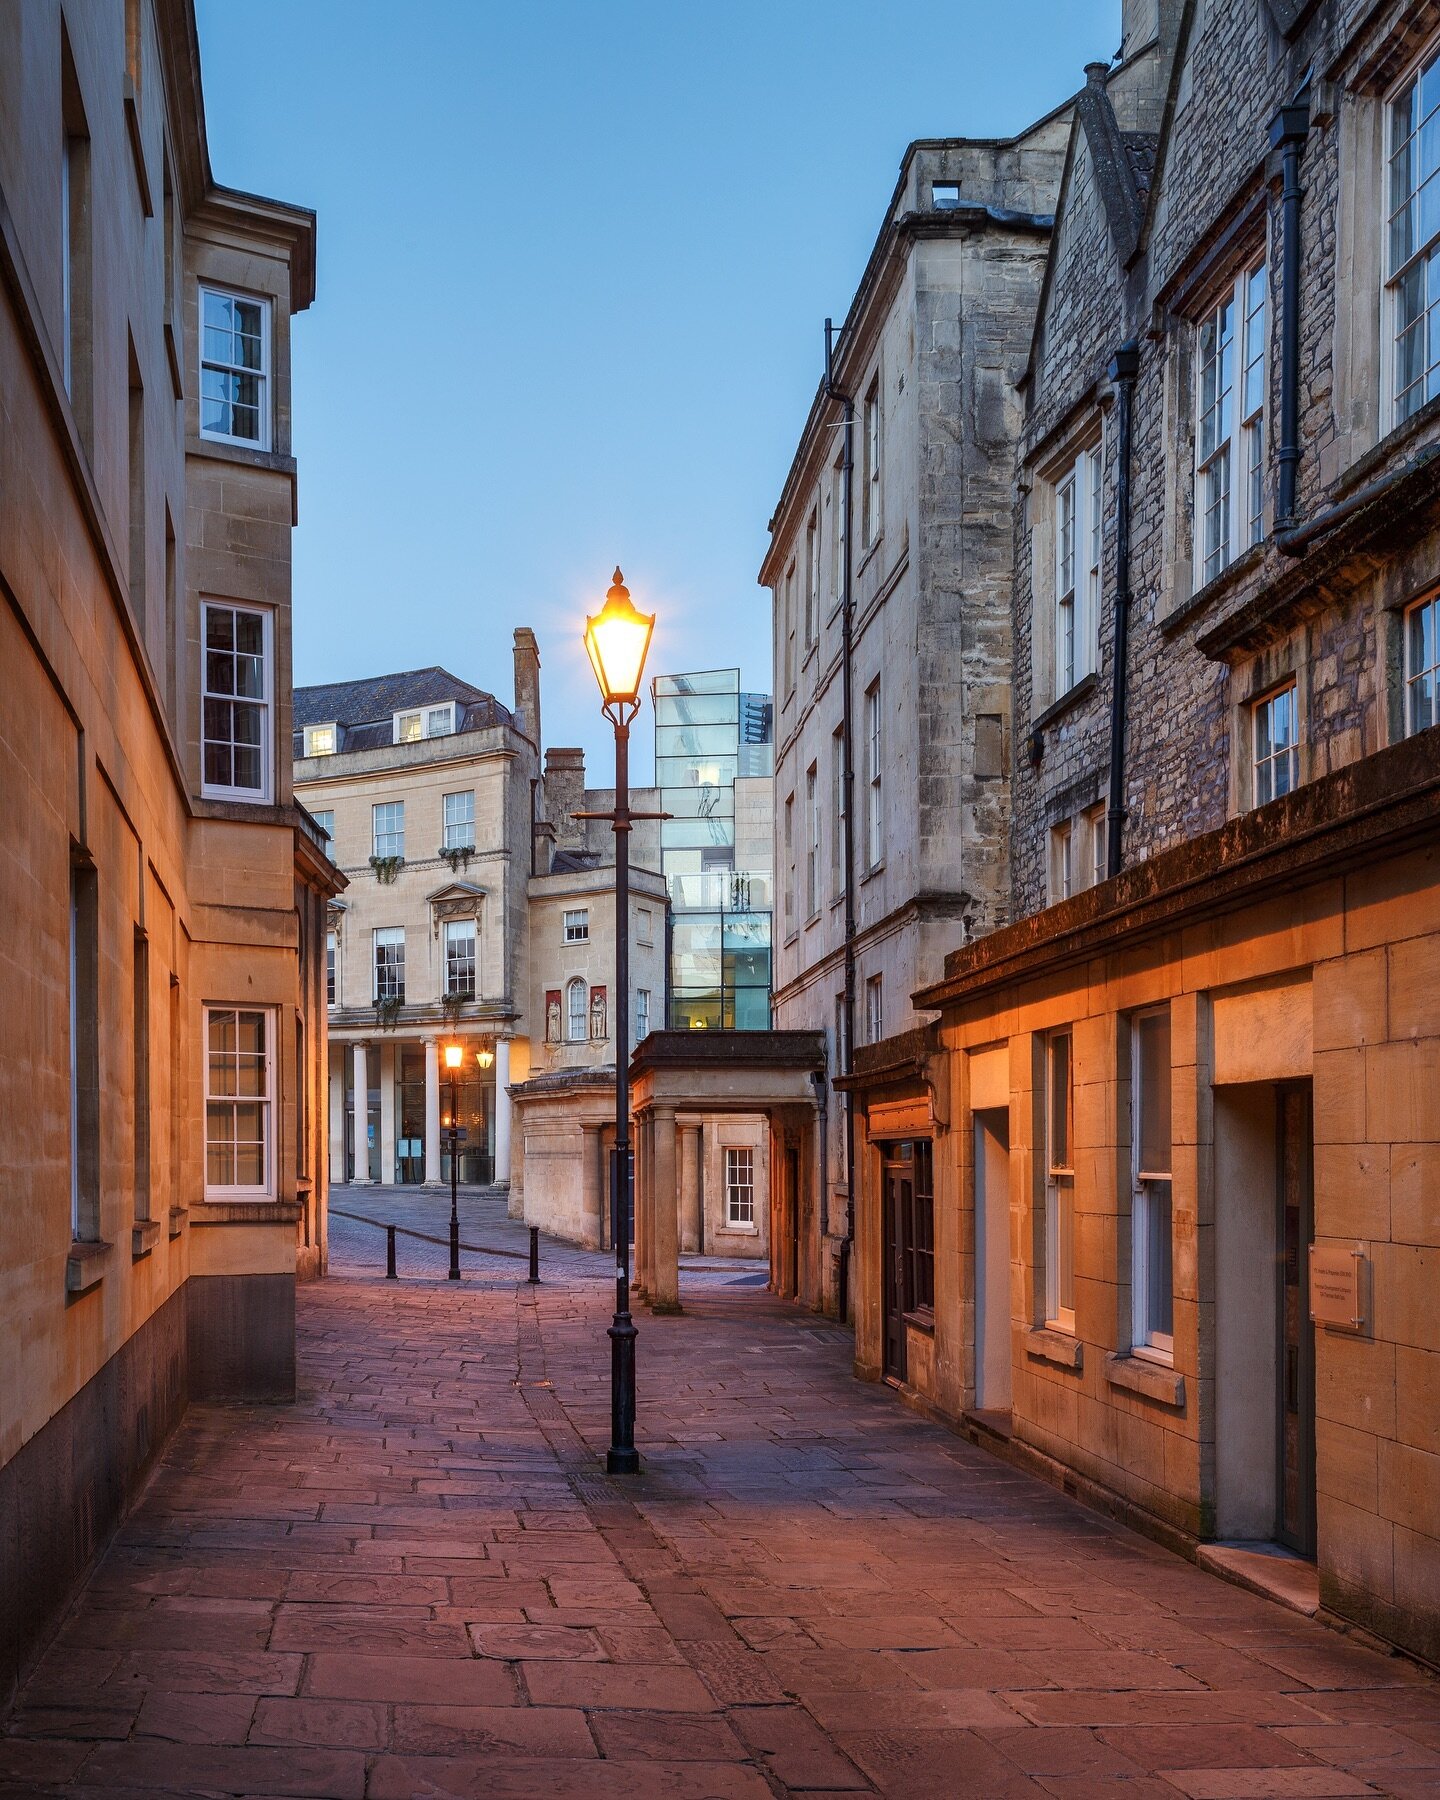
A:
1310,1245,1366,1332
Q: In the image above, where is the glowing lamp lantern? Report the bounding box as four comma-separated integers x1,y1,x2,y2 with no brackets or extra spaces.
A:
584,569,655,715
475,1045,495,1071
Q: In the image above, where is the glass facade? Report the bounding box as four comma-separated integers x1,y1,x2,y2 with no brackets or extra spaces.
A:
652,669,774,1029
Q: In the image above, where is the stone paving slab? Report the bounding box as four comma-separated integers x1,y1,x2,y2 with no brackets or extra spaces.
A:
3,1244,1439,1797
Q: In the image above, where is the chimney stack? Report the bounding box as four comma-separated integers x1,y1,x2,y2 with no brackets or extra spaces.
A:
544,747,586,849
513,628,541,749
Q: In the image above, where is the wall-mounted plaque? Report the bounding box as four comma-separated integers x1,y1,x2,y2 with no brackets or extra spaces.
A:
1310,1245,1367,1332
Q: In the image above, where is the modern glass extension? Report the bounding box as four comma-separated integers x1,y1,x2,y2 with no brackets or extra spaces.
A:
652,668,774,1029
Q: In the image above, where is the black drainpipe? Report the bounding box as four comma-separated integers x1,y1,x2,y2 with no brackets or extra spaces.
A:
825,317,858,1324
1105,341,1139,879
1272,99,1310,528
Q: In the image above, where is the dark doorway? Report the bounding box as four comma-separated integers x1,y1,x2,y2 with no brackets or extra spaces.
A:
1277,1081,1316,1557
881,1146,909,1383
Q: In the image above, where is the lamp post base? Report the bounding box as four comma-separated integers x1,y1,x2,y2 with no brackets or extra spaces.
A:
606,1311,639,1475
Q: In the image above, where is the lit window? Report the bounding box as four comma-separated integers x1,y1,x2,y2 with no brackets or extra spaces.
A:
636,988,651,1039
1045,1032,1075,1332
1388,49,1440,424
204,1007,273,1197
567,977,587,1042
443,918,475,998
373,927,405,1003
725,1145,755,1227
865,972,883,1044
310,809,334,843
1053,442,1102,698
563,908,589,944
1252,682,1299,807
863,379,881,546
304,723,336,757
325,931,336,1005
372,801,404,859
865,681,883,868
201,602,271,800
199,287,270,448
443,789,475,850
1131,1008,1173,1357
1404,594,1439,734
1197,261,1267,583
393,702,455,745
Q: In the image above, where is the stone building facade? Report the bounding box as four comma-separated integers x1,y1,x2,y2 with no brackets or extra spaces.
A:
294,649,543,1190
293,650,674,1252
844,0,1440,1670
0,0,337,1704
762,121,1071,1317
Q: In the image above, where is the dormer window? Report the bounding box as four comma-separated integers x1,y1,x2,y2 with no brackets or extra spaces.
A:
393,702,456,744
304,723,337,757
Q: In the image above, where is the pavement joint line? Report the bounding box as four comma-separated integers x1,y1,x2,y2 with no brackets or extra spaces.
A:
509,1283,881,1796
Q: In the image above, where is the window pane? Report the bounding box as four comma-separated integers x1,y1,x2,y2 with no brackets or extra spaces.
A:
1148,1180,1174,1337
1136,1010,1171,1176
1049,1033,1070,1170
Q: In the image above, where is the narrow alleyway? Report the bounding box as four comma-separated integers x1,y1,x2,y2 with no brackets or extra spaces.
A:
4,1236,1438,1798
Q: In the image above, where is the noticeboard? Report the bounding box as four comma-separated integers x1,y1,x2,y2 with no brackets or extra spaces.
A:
1310,1245,1366,1332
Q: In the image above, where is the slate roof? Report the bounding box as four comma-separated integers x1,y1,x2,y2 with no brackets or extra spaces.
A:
293,666,512,757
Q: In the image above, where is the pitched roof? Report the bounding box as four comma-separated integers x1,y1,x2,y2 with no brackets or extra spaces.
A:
293,666,513,757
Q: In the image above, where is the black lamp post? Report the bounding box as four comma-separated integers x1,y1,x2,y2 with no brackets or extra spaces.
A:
583,568,655,1476
444,1040,463,1280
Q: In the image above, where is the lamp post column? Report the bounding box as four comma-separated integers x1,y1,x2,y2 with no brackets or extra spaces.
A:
448,1063,461,1281
607,717,639,1474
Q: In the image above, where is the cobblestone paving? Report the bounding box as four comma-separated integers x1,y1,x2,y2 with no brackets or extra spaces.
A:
4,1244,1438,1797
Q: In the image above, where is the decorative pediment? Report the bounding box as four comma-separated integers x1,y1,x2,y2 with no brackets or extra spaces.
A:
427,880,486,936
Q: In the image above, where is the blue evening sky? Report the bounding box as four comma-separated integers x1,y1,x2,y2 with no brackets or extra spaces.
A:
196,1,1119,780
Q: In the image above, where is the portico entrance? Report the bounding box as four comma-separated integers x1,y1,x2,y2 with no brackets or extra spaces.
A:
628,1030,826,1313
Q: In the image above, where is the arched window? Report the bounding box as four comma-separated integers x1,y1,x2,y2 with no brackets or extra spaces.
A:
567,978,587,1042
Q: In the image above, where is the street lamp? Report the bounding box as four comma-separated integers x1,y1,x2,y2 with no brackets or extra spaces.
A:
584,568,655,1476
444,1041,463,1280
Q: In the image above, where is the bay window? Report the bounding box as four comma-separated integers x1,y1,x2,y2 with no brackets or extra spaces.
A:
204,1006,273,1198
200,286,270,448
201,602,271,800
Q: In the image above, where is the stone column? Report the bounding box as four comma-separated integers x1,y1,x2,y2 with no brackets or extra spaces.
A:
633,1109,649,1300
327,1042,344,1188
350,1041,371,1183
680,1123,703,1255
378,1040,397,1185
580,1122,603,1250
651,1104,681,1314
494,1038,512,1185
423,1038,441,1185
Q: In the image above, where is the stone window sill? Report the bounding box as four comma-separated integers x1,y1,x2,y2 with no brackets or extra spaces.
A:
1160,543,1264,637
194,1199,304,1226
1030,671,1098,738
132,1218,161,1260
860,859,885,886
1025,1325,1083,1370
717,1224,759,1237
904,1307,936,1336
66,1239,110,1296
1106,1350,1185,1408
